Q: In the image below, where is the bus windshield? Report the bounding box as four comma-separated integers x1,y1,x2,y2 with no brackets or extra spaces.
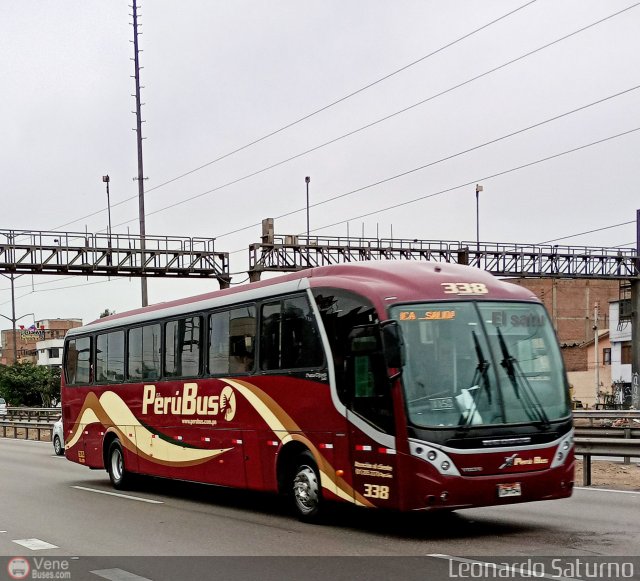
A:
391,302,570,428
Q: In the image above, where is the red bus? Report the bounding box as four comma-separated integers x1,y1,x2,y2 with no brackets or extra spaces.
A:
61,262,574,520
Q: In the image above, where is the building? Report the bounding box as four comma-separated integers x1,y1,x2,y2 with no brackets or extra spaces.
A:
36,337,65,368
562,331,611,408
0,318,82,366
508,278,620,344
608,299,634,407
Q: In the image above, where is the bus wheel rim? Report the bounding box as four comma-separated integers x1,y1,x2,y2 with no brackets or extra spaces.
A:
293,465,319,514
112,448,123,481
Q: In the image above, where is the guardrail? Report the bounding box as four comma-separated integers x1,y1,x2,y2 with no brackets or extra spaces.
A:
0,408,59,442
573,410,640,486
0,420,53,442
5,407,61,422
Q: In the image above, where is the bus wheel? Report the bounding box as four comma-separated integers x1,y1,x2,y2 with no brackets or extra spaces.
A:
107,440,131,490
291,452,322,522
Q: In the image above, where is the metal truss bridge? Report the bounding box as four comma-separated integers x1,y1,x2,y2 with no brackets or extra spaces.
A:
0,227,637,285
249,234,639,282
0,229,230,287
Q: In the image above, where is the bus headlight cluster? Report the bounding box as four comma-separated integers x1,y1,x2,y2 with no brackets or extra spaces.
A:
409,440,460,477
550,431,574,468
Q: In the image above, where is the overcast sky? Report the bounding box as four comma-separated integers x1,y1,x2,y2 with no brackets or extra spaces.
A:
1,0,638,330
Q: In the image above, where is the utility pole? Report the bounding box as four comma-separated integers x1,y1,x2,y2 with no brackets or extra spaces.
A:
594,302,600,407
0,273,35,364
131,0,148,307
632,209,640,409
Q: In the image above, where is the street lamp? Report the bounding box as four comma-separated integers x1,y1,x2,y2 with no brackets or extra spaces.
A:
475,184,483,267
305,176,311,241
102,175,112,248
103,175,113,269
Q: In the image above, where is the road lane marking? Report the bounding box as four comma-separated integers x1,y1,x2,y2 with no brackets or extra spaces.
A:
13,538,59,550
72,486,163,504
575,486,640,495
91,569,153,581
428,554,580,581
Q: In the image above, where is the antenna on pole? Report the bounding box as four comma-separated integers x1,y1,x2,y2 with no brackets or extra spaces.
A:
131,0,149,307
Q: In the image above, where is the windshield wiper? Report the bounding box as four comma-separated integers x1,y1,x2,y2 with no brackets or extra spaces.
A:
496,327,550,428
456,331,492,430
472,330,491,405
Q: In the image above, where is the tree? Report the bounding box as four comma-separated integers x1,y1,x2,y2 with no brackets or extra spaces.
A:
0,363,61,407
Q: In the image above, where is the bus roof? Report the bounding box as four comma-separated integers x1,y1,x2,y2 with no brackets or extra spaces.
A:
66,262,539,337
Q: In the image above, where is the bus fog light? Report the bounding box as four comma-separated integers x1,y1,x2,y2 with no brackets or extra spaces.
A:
557,452,563,461
441,460,450,471
440,491,449,502
427,451,437,461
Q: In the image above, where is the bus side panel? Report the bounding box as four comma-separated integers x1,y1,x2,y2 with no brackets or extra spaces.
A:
199,429,247,488
241,430,265,491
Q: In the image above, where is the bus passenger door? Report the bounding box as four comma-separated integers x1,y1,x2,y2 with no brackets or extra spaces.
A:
346,349,400,510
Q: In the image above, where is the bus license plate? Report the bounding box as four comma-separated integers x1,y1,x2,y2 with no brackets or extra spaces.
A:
498,483,521,498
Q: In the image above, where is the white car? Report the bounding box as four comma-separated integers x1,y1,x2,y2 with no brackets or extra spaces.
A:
52,418,65,456
0,397,6,415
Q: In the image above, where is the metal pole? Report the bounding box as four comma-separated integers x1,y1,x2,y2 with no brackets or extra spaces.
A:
594,302,600,407
305,176,310,241
475,184,483,267
132,0,148,307
10,274,17,365
103,175,112,254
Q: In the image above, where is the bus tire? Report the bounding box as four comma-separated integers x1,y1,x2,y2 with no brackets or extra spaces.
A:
107,440,131,490
291,451,322,522
53,435,64,456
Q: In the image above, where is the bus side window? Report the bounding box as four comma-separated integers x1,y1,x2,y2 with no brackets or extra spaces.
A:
260,296,322,371
165,316,202,378
128,324,161,381
96,331,125,383
209,305,256,375
65,336,92,385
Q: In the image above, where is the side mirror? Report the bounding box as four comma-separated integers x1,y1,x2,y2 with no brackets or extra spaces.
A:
347,321,404,381
381,320,404,370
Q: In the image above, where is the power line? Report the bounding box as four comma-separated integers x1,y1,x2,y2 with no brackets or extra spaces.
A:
0,277,126,306
538,221,636,245
102,5,639,236
49,1,575,233
51,2,539,233
3,105,637,297
138,1,538,194
310,127,640,233
215,85,639,240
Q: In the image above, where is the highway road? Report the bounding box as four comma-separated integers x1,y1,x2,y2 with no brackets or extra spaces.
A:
1,438,640,580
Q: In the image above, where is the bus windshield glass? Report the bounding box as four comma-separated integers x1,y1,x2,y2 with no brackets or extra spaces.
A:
391,302,570,428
